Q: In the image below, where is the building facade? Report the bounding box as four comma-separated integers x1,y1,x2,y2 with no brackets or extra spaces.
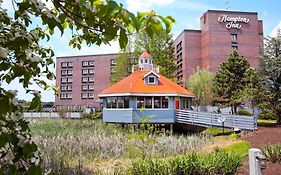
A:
55,10,263,110
55,54,117,110
174,10,263,86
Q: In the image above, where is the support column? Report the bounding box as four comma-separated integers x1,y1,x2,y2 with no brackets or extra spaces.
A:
170,124,173,135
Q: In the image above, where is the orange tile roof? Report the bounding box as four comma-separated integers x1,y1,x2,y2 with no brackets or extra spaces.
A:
99,70,194,97
139,51,152,58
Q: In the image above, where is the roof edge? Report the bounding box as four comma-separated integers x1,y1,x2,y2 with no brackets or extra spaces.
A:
98,93,195,98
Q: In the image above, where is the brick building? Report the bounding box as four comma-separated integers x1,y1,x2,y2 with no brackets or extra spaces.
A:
55,10,263,110
174,10,263,86
55,54,117,110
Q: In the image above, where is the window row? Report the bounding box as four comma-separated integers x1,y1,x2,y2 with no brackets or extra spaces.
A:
82,68,94,75
61,77,72,84
137,96,169,109
81,84,94,91
61,70,73,76
176,42,182,54
60,93,72,99
60,85,72,91
106,97,130,109
82,60,94,67
140,58,152,64
81,92,94,99
82,76,94,83
61,62,73,68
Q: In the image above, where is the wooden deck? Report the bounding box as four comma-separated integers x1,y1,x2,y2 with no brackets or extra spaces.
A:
176,109,257,131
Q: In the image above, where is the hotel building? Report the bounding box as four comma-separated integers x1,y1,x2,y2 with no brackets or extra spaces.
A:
55,10,263,110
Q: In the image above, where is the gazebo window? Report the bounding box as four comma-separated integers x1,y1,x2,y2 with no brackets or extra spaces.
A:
154,97,161,108
148,76,155,84
117,97,124,108
162,97,169,108
124,97,129,108
144,97,152,108
137,97,145,108
112,97,117,108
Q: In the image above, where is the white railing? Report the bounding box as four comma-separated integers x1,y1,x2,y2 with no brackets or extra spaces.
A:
176,110,257,131
23,112,82,119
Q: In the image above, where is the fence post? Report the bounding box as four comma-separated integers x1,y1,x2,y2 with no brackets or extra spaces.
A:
249,148,266,175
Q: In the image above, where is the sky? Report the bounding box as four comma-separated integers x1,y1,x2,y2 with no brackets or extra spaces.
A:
1,0,281,102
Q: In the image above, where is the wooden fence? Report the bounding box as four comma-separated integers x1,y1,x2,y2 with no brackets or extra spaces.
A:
176,109,257,131
23,112,82,119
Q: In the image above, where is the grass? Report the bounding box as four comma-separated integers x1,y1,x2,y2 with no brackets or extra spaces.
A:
257,119,277,127
222,141,250,158
262,144,281,163
30,118,213,174
204,127,234,136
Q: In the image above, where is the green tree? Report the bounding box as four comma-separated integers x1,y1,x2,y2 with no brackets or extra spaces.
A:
0,0,174,173
259,31,281,123
133,30,177,79
187,67,213,110
213,51,258,114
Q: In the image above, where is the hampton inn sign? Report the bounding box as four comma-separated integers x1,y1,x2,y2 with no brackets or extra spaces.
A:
218,15,250,30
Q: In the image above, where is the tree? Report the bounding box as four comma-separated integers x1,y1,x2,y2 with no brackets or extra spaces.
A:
259,31,281,123
133,30,177,79
187,67,213,111
213,51,258,114
0,0,174,173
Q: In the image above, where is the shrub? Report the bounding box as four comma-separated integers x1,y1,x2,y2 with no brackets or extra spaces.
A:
263,144,281,163
82,112,102,120
57,108,67,118
237,110,252,116
128,151,241,175
204,128,233,136
258,110,276,120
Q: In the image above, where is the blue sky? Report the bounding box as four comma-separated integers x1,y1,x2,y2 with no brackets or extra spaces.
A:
2,0,281,102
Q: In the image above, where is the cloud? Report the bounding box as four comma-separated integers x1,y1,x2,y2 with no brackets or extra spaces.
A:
269,20,281,37
174,1,214,11
125,0,175,12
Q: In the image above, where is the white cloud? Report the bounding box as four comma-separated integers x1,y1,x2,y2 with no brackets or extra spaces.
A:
125,0,175,12
269,20,281,37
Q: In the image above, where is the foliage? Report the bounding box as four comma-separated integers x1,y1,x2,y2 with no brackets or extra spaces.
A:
133,30,177,79
237,109,253,116
258,110,276,120
221,141,250,158
187,67,213,108
57,109,67,118
257,119,277,127
259,31,281,123
213,50,258,114
263,144,281,163
30,118,212,173
82,112,102,120
0,0,175,173
128,151,241,175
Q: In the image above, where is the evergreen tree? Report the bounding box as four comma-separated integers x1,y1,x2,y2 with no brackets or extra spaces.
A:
213,51,258,114
187,67,213,110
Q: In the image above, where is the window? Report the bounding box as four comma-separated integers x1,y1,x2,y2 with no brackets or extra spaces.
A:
148,76,155,84
67,93,72,99
231,34,237,43
61,86,67,91
68,62,73,67
82,61,88,67
105,97,129,109
88,84,94,90
89,76,94,82
60,93,72,99
89,69,94,74
67,77,72,83
88,93,94,99
162,97,169,108
82,77,88,83
137,97,145,109
111,97,117,108
117,97,124,108
61,62,68,68
68,70,73,75
140,59,143,64
61,78,67,84
82,69,88,75
124,97,129,108
181,98,190,109
61,70,67,76
67,85,72,91
111,59,116,65
145,59,147,63
81,93,88,99
89,61,94,67
144,97,152,109
106,97,112,108
82,85,88,90
232,45,238,50
154,97,161,108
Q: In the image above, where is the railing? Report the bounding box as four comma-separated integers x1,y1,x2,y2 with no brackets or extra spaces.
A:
176,109,257,131
23,112,82,119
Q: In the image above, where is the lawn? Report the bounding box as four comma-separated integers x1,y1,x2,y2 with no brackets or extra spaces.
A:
30,118,213,174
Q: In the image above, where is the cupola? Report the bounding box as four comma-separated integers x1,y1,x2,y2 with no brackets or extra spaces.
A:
138,51,153,71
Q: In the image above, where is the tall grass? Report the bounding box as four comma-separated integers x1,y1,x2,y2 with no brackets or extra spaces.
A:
263,144,281,163
30,118,213,173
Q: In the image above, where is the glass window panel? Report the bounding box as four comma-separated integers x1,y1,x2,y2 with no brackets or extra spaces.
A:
148,76,155,84
117,97,124,109
162,97,169,108
112,97,117,108
145,97,152,109
124,97,129,108
106,97,112,108
154,97,161,108
137,97,144,109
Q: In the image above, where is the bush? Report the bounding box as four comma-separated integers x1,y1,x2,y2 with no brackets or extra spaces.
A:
128,151,241,175
258,111,276,120
237,110,253,116
82,112,102,120
57,108,67,118
263,144,281,163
